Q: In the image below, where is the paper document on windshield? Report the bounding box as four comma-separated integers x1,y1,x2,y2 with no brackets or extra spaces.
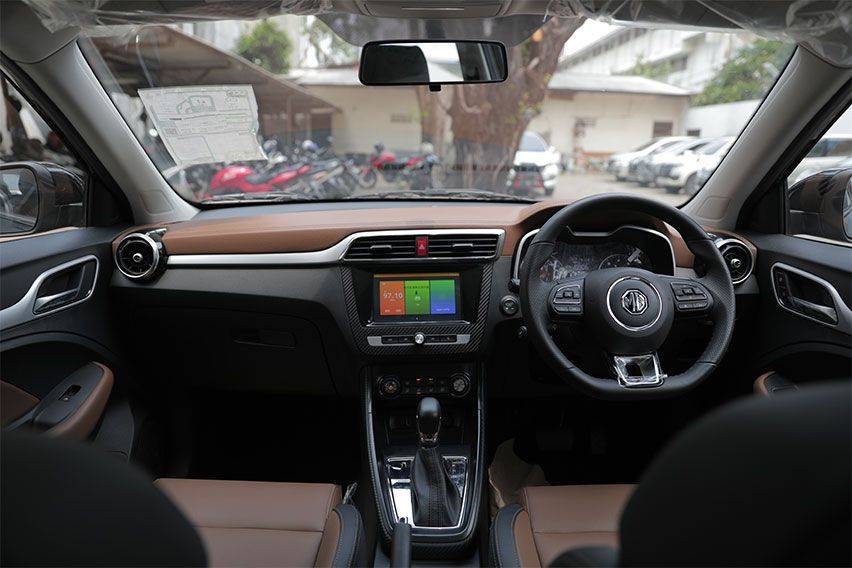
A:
138,85,266,167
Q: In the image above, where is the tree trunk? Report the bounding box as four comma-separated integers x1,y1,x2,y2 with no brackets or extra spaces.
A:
445,18,582,190
415,86,450,156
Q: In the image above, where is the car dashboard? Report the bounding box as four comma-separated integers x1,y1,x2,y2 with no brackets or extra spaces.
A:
110,200,754,399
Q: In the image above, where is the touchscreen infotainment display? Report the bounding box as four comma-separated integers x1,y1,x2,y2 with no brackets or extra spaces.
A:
373,273,461,321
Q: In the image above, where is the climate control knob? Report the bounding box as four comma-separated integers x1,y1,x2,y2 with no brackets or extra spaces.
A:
450,373,471,397
413,332,426,345
379,376,401,398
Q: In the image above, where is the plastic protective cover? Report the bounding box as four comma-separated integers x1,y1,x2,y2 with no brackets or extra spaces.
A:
20,0,852,66
549,0,852,67
22,0,332,34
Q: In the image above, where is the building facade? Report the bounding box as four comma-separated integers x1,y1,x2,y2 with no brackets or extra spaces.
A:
287,67,689,163
559,28,755,92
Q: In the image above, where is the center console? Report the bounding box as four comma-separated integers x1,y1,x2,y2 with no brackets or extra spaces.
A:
363,363,485,559
345,230,501,560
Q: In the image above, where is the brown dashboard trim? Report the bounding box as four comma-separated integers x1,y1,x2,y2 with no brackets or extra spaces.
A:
118,201,753,269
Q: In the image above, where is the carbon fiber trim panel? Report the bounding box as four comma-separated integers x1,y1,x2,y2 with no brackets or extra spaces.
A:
340,265,493,356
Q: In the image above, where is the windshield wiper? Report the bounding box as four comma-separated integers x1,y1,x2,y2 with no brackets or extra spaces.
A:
200,192,323,204
351,189,534,202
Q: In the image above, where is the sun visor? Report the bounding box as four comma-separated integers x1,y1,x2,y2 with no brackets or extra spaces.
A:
551,0,852,67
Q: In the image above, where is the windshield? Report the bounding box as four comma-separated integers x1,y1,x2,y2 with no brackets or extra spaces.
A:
519,132,547,152
698,138,733,155
79,17,793,206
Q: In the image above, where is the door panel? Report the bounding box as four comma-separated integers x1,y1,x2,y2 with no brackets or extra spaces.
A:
0,226,131,451
745,232,851,383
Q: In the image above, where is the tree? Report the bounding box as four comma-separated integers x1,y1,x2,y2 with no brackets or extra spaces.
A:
693,39,793,106
236,20,293,74
623,55,673,81
441,18,582,189
302,16,358,66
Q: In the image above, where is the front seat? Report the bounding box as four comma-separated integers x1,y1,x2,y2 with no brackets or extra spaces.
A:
491,382,851,567
1,432,365,567
156,478,364,568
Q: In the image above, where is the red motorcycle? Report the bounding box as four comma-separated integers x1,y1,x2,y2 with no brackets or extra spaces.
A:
206,162,311,197
359,143,437,189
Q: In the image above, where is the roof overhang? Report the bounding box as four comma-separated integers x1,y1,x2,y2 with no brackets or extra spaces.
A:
88,26,340,116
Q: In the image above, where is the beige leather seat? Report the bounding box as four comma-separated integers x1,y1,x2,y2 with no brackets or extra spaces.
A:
156,479,364,568
491,485,634,567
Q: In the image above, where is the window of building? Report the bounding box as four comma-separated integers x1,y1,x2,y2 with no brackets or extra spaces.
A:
390,113,413,124
687,128,701,137
652,121,673,137
670,55,688,72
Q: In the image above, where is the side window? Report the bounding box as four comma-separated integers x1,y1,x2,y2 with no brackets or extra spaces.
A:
1,75,86,236
785,104,852,245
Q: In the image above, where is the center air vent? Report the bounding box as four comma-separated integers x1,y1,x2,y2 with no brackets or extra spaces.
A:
115,232,163,280
344,232,501,261
427,234,499,258
715,238,754,284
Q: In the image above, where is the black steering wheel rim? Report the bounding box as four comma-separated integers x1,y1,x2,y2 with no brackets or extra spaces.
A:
519,194,735,400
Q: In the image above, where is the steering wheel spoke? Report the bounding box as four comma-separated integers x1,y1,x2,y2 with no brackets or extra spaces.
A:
612,352,666,388
548,277,585,319
663,277,714,317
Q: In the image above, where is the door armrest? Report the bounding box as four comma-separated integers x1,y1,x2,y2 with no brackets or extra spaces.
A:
29,362,114,440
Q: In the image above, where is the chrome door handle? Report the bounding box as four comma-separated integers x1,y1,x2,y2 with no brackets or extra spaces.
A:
789,296,838,325
771,262,851,334
33,287,81,314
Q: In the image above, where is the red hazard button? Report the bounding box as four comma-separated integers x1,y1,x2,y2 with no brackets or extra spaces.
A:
416,236,428,257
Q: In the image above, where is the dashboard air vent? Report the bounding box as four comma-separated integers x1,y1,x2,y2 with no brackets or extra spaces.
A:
115,232,162,280
427,234,499,258
344,235,417,259
715,238,753,284
344,232,500,260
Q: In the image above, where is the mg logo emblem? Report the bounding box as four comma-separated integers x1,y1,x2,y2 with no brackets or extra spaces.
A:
621,289,648,315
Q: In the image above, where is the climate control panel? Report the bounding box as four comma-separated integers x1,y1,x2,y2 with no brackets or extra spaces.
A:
378,372,471,398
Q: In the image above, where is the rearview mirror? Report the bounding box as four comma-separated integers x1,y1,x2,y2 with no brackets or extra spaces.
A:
359,40,507,86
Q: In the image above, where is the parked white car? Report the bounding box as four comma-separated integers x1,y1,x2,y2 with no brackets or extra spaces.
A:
513,131,562,195
787,134,852,185
655,137,735,195
607,136,692,181
635,138,712,186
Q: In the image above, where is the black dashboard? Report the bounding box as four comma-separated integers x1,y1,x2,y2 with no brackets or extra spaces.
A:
110,201,754,399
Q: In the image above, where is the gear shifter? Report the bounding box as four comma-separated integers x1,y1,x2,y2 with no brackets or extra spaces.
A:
410,397,461,527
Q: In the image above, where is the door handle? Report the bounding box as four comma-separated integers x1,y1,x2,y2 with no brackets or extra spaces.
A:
789,296,838,325
771,263,850,333
33,287,81,314
0,256,99,331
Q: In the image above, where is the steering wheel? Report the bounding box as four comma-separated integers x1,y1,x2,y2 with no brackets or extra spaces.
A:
519,194,735,400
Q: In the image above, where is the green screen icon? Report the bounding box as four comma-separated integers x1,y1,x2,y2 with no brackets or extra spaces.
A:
404,280,430,315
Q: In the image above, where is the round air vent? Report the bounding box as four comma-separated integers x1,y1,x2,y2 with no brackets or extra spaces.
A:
115,233,161,280
716,238,753,285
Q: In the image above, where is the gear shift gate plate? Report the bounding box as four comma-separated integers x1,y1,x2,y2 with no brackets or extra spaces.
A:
386,456,467,529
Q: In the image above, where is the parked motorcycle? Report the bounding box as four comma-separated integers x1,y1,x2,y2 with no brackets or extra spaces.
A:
358,142,438,190
206,140,355,200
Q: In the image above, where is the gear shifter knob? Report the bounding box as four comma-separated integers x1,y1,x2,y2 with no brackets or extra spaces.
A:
416,397,441,447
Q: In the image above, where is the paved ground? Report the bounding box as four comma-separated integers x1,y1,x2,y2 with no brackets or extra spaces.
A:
551,172,686,206
352,171,687,206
